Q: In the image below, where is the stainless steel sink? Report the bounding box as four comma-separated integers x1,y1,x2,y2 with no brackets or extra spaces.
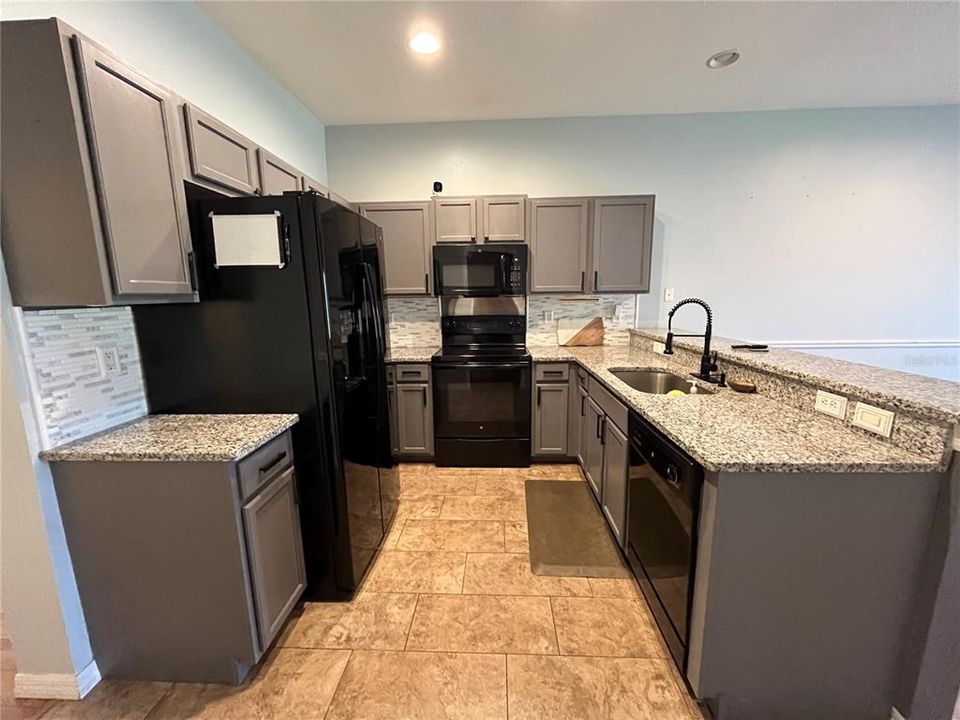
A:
610,369,713,395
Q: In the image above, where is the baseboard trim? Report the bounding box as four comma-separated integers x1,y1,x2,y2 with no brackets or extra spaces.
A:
15,660,101,700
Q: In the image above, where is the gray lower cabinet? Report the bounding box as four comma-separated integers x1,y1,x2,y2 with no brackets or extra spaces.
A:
360,202,432,295
583,397,605,499
481,195,526,243
387,367,399,456
183,103,260,196
529,198,590,292
600,419,629,548
533,382,569,456
47,430,304,684
241,464,306,650
574,384,589,467
1,19,199,306
395,365,434,456
434,196,478,243
591,195,655,293
257,148,301,195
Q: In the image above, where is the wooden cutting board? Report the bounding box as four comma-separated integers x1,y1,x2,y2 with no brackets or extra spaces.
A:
558,317,604,346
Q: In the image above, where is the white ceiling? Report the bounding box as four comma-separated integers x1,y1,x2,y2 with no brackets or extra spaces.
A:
200,1,960,126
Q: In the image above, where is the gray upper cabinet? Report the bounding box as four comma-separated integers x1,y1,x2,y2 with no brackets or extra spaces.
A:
302,174,329,197
74,35,193,297
600,419,628,548
433,197,478,243
183,104,260,196
591,195,655,293
257,149,301,195
481,195,526,243
529,198,590,292
241,465,306,650
360,202,432,295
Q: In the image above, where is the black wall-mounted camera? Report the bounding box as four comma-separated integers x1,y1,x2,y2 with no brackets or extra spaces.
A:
433,181,443,193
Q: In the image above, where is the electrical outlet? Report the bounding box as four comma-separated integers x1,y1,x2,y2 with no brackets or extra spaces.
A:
652,341,666,354
814,390,847,419
664,288,675,302
96,346,122,377
852,402,895,438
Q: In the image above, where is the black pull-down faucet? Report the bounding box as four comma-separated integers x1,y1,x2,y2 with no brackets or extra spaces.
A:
663,298,722,383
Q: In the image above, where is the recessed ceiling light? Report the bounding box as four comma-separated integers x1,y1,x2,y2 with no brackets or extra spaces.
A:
706,49,740,69
409,31,441,55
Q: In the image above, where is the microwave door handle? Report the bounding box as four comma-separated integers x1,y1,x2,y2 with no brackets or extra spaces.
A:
499,254,509,293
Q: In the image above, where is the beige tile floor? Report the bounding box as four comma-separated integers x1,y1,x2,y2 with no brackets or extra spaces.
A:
5,463,705,719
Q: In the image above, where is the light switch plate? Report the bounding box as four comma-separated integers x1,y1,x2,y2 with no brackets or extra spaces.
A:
664,288,675,302
652,341,666,354
852,402,895,438
814,390,847,419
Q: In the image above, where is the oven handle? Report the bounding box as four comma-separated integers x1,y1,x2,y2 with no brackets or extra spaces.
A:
433,361,531,369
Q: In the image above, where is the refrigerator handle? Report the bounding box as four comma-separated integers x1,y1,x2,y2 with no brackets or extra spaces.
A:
362,263,386,358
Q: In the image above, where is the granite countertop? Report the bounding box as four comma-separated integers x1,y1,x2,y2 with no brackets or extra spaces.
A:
530,345,944,474
386,346,439,362
632,328,960,425
41,414,299,463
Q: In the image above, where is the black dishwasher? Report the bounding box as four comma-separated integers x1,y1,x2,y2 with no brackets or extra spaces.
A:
626,412,704,672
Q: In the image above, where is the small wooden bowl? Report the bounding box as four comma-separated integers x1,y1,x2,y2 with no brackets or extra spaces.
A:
727,379,757,393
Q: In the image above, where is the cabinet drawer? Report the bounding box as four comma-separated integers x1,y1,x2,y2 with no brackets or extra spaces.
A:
535,363,569,383
587,377,629,433
237,431,294,501
395,364,430,383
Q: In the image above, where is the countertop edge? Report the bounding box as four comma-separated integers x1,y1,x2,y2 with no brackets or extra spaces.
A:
40,414,300,463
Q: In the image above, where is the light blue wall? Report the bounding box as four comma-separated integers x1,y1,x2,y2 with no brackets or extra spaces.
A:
1,0,327,182
327,107,960,379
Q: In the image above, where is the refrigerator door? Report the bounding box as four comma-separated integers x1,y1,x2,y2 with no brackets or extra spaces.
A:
319,207,387,584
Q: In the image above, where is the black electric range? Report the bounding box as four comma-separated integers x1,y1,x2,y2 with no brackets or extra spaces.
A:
431,311,531,467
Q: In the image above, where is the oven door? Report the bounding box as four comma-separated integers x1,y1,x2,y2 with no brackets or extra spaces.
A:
433,248,508,297
433,360,531,439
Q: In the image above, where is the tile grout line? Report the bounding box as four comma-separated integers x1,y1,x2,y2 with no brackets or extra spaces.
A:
504,652,510,720
547,596,563,656
321,648,353,720
402,594,421,651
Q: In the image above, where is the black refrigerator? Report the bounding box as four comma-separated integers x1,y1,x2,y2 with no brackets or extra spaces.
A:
132,190,397,600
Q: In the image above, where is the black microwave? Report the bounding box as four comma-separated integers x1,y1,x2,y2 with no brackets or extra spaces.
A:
433,244,527,297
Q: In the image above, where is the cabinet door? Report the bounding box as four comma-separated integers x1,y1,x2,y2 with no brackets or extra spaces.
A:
257,149,301,195
360,202,432,295
388,382,399,456
302,174,329,197
74,37,193,296
601,419,629,548
533,383,569,456
433,197,477,243
583,398,605,500
529,198,590,292
397,383,434,455
183,104,259,195
242,467,306,651
481,195,526,243
591,195,655,293
574,385,589,468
